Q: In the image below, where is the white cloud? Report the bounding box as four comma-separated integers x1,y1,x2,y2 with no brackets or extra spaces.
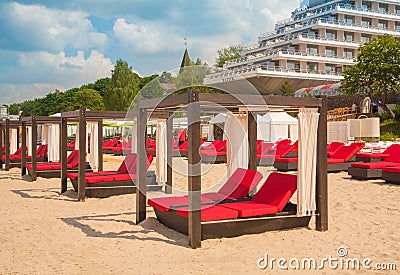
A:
113,18,182,53
7,2,107,51
0,50,113,103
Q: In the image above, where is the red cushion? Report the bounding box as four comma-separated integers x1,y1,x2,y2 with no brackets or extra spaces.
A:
350,161,399,169
275,157,298,163
252,172,297,212
148,196,214,212
356,153,384,159
327,158,346,164
68,173,78,180
382,166,400,173
175,205,238,222
36,164,57,171
112,173,136,181
201,151,227,157
330,144,362,162
220,201,278,217
385,151,400,162
86,176,114,184
217,168,263,198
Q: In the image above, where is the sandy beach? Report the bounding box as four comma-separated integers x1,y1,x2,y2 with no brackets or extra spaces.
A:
0,156,399,274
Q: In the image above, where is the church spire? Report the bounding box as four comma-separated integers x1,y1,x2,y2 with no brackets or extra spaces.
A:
180,38,191,72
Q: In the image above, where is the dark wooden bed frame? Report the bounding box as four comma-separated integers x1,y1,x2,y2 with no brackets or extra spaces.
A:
134,91,328,248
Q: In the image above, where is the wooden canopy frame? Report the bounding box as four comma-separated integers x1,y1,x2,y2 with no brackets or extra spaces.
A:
20,116,60,180
135,90,328,248
0,119,22,171
60,109,128,201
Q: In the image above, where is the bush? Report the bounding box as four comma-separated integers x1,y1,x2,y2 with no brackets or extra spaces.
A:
380,132,398,141
392,105,400,120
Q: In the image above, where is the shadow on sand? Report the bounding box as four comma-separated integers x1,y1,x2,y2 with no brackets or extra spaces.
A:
10,188,78,202
59,210,189,247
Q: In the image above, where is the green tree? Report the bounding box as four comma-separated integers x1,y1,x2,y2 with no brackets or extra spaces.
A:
340,34,400,118
104,59,140,111
72,89,105,110
215,44,243,68
280,79,295,96
8,103,21,115
81,77,111,97
140,78,165,99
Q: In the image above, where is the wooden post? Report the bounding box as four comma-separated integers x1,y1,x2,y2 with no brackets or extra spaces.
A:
78,109,87,201
166,115,173,194
316,96,328,231
97,120,103,172
136,108,148,224
60,118,68,193
31,117,37,181
5,119,10,171
21,121,27,176
188,89,201,249
247,111,257,171
0,124,3,170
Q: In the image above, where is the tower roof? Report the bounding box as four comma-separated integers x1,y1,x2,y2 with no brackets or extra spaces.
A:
180,48,191,69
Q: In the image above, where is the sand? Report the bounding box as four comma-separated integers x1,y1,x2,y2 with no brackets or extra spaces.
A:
0,157,399,274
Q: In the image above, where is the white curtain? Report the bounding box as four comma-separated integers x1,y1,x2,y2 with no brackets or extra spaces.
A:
131,121,137,153
41,125,49,145
10,129,18,154
74,124,89,153
89,123,99,170
67,125,76,137
289,124,298,141
297,108,319,216
155,119,167,183
47,124,60,162
225,113,248,179
271,124,288,142
27,126,33,156
208,123,214,141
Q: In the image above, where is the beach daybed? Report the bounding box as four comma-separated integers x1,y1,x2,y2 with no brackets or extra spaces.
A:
102,138,120,153
25,150,90,178
148,168,263,212
200,140,227,163
327,142,344,157
257,139,293,166
355,144,400,162
274,142,364,172
348,149,400,180
68,153,160,198
381,166,400,184
134,91,328,248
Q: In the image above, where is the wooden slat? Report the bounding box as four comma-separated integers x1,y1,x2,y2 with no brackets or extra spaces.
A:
31,117,37,181
138,93,188,109
78,109,86,201
316,96,328,231
247,112,257,171
60,118,68,193
21,121,27,176
187,89,202,249
5,119,10,171
166,115,173,194
136,108,147,224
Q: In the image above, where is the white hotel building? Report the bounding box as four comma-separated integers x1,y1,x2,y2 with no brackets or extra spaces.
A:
205,0,400,94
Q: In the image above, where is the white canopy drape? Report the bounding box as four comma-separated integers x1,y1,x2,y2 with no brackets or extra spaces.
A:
297,108,319,216
10,129,18,154
89,123,99,170
225,112,248,179
27,126,33,156
131,121,137,153
155,119,167,183
47,124,60,162
41,125,49,145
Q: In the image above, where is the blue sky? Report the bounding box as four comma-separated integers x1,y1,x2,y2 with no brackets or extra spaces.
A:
0,0,299,104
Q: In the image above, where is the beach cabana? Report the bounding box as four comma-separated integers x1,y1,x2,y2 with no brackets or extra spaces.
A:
0,119,22,171
135,91,328,248
60,109,163,201
20,116,60,180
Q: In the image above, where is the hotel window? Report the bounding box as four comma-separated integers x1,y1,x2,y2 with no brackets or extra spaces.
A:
306,45,318,55
345,16,354,25
325,47,337,57
361,35,371,43
326,30,337,40
306,62,318,72
362,1,371,11
325,64,336,74
396,6,400,15
396,23,400,32
344,49,354,58
344,32,354,42
361,17,371,27
287,61,300,71
378,20,388,29
379,3,388,13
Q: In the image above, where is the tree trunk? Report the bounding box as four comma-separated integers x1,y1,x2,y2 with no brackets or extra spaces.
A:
380,91,395,119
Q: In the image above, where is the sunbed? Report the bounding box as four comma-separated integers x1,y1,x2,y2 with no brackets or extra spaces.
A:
200,140,227,163
355,144,400,162
382,166,400,184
